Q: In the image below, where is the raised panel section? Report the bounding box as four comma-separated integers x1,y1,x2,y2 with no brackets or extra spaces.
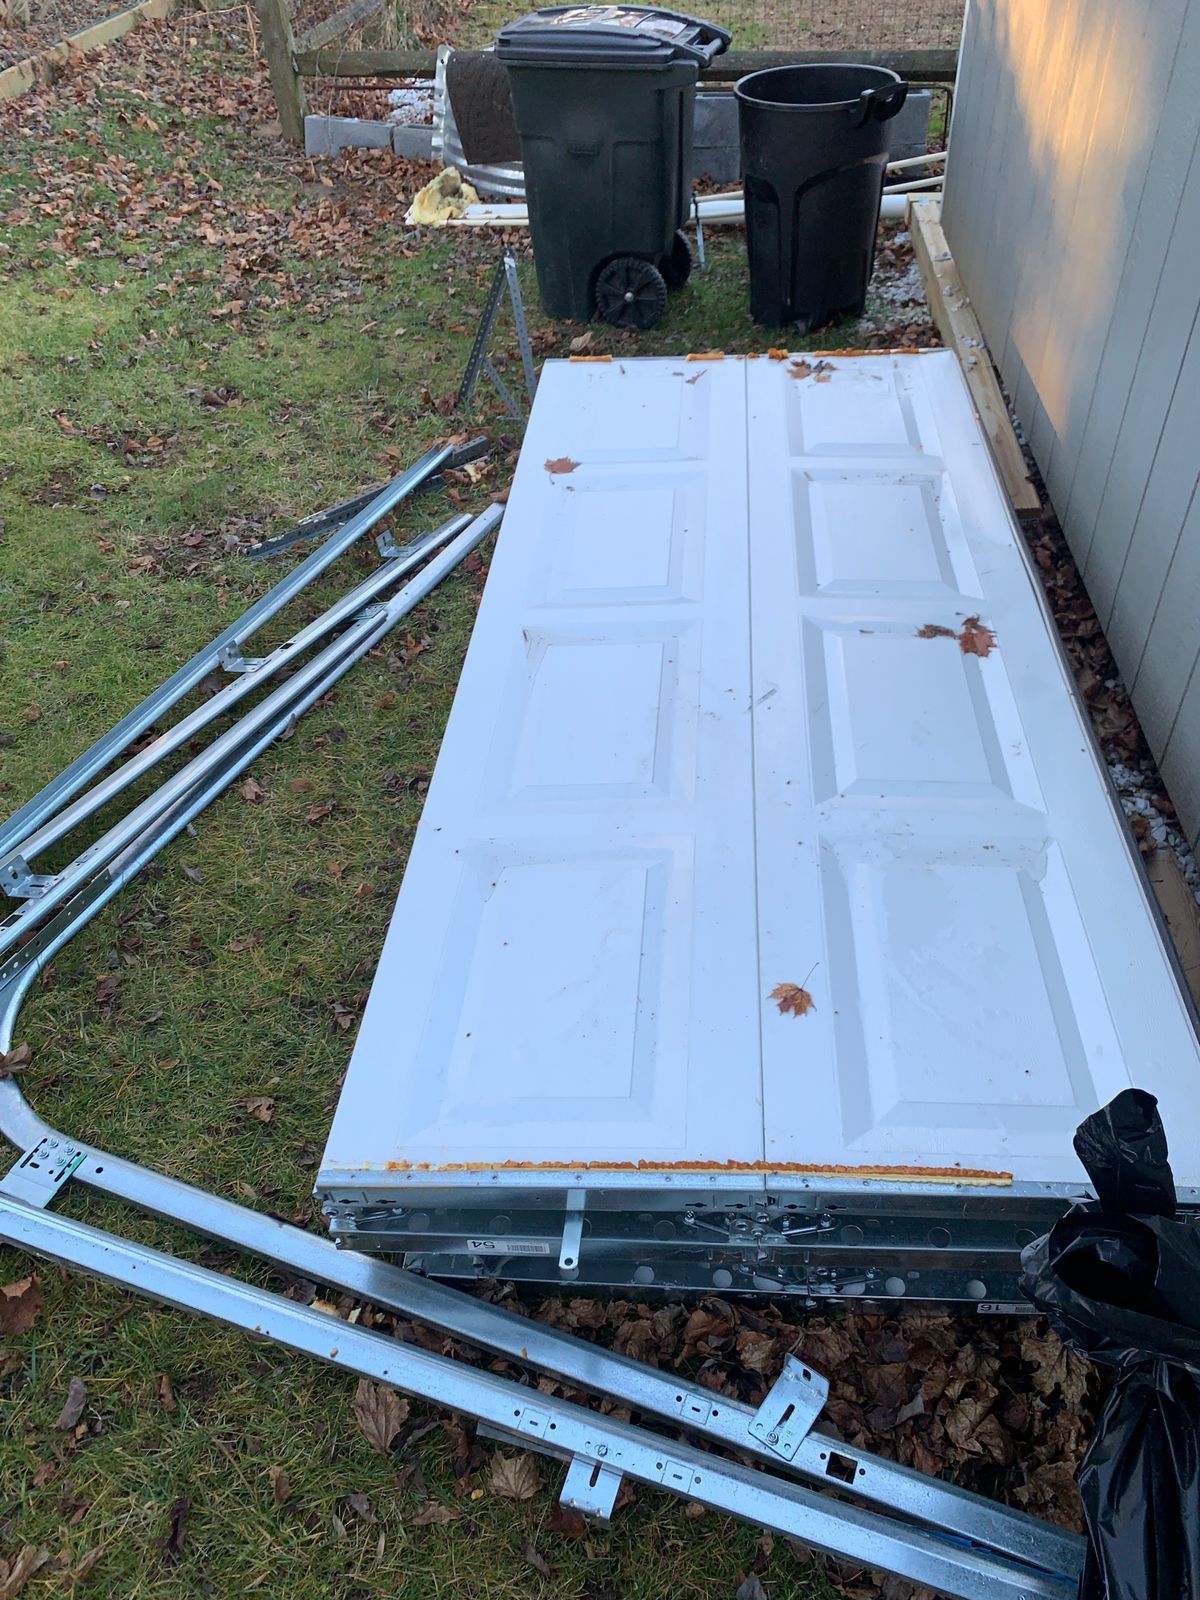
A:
794,468,982,599
802,620,1020,803
534,360,715,462
511,632,679,800
821,849,1095,1156
785,362,927,456
387,849,686,1151
541,477,703,606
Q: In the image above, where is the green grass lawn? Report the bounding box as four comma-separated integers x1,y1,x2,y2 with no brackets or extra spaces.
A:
0,16,1083,1600
0,17,866,1598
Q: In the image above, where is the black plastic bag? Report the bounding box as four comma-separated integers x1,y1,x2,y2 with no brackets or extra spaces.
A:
1021,1088,1200,1600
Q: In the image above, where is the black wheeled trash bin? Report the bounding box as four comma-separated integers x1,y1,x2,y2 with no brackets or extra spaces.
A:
735,64,908,330
496,6,731,329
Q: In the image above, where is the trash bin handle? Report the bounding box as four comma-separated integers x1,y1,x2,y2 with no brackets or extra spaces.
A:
850,81,910,127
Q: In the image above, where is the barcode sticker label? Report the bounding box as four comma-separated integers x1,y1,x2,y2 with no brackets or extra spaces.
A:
467,1238,553,1257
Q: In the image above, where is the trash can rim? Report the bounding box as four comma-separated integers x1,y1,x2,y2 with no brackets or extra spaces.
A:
734,62,903,112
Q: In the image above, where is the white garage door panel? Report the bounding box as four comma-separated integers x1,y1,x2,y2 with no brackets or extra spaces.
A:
750,352,1200,1186
321,352,1200,1199
320,358,765,1176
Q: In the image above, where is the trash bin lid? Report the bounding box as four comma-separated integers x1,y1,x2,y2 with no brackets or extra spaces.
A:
496,5,731,67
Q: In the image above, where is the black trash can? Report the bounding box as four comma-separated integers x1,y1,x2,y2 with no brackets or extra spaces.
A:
735,64,908,329
496,6,730,327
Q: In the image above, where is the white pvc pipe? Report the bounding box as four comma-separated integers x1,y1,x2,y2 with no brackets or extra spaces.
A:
882,175,945,194
450,191,915,228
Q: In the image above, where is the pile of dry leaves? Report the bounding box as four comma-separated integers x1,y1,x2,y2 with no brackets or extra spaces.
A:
0,13,446,320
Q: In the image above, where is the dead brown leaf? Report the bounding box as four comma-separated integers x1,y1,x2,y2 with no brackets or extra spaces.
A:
0,1546,51,1599
163,1497,188,1564
0,1276,43,1336
1019,1323,1091,1408
238,776,266,803
54,1377,87,1430
519,1539,554,1579
352,1379,410,1454
0,1044,31,1080
487,1450,540,1501
304,801,335,826
66,1546,104,1587
544,457,579,475
545,1502,588,1538
95,973,121,1006
269,1465,291,1505
958,615,996,657
411,1500,461,1526
244,1096,275,1124
736,1577,768,1600
769,982,816,1017
916,623,955,640
157,1373,177,1414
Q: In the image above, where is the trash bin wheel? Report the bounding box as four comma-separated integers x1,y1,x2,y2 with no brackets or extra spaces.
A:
660,230,693,288
594,256,668,330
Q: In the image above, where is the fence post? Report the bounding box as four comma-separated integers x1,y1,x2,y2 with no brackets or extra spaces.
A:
255,0,306,146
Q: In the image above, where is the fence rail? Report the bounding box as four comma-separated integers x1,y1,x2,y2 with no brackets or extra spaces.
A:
263,0,960,142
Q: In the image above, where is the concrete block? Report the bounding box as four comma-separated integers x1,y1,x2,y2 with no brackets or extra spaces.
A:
303,115,393,158
692,90,739,185
391,124,434,161
886,90,932,164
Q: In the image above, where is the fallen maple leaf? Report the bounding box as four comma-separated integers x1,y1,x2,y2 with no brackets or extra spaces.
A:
916,623,955,639
245,1096,275,1124
238,776,266,803
352,1379,409,1454
769,982,816,1017
544,457,578,475
0,1277,43,1336
958,615,997,657
304,801,335,825
1019,1322,1091,1407
487,1450,540,1501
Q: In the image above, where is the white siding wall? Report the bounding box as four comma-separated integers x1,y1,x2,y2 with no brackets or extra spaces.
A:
943,0,1200,841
